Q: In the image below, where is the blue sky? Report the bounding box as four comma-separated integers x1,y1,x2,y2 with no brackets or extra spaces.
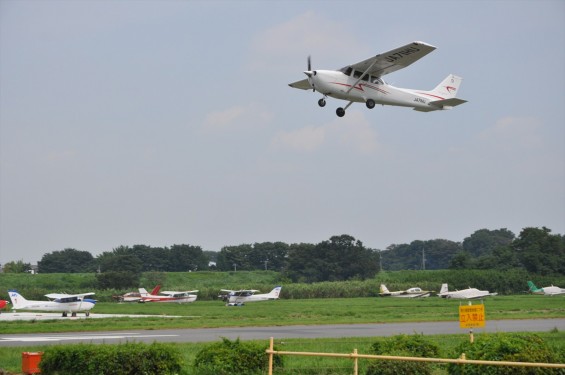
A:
1,0,564,264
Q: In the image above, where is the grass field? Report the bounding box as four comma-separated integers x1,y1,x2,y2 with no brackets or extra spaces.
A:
1,296,564,374
1,295,564,334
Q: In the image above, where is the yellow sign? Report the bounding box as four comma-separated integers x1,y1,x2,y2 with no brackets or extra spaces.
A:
459,304,485,328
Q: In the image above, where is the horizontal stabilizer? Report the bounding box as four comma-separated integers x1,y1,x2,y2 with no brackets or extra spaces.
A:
431,98,467,107
289,79,312,90
414,97,467,112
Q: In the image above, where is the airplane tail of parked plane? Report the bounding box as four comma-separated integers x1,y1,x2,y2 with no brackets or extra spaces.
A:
527,281,543,293
439,283,449,295
268,286,282,299
139,288,149,296
430,74,463,99
8,290,27,309
380,284,390,294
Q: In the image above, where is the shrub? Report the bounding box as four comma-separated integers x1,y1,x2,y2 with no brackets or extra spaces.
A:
365,334,441,375
39,342,183,375
193,337,283,375
448,333,564,375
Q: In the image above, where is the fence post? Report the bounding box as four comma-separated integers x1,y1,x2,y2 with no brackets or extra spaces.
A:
268,336,274,375
353,348,358,375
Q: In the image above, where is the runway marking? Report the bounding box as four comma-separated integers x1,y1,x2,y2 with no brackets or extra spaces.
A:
0,333,179,342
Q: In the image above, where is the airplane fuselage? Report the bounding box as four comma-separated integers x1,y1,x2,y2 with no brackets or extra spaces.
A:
309,70,441,111
11,300,95,313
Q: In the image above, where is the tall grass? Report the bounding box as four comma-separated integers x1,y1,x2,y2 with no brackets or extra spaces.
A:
2,270,565,301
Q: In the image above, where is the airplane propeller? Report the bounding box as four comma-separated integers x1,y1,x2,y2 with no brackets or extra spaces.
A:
306,55,316,91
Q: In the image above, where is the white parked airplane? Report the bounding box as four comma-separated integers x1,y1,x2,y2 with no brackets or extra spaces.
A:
220,286,282,306
138,287,198,303
379,284,431,298
437,284,496,299
8,290,96,317
527,281,565,296
289,41,466,117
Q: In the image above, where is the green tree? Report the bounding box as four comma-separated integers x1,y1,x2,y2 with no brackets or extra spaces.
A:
462,228,515,257
38,248,96,273
285,234,379,282
2,260,33,273
512,227,565,275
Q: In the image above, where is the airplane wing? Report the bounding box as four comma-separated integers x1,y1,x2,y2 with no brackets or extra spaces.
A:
162,290,199,295
347,41,436,78
45,292,95,299
289,78,312,90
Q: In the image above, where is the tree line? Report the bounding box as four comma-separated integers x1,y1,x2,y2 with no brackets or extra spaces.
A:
2,227,563,290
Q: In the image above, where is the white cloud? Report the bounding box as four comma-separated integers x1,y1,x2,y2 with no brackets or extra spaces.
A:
271,111,379,154
479,116,543,151
248,11,369,73
202,103,273,133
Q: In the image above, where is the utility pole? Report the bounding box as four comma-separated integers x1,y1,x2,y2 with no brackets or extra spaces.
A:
422,247,426,271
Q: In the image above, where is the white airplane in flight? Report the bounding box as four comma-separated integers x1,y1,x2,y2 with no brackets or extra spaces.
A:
138,287,198,303
220,286,282,306
437,284,497,299
8,290,96,317
527,281,565,296
289,41,466,117
379,284,431,298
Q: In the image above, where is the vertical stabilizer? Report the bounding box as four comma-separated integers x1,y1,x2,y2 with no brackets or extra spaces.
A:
139,288,149,296
439,283,449,295
8,290,27,309
268,286,282,299
380,284,390,294
527,281,543,293
431,74,463,99
150,285,161,295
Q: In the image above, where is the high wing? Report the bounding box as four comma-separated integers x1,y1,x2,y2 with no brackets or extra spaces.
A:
346,41,436,78
45,293,95,299
161,290,199,295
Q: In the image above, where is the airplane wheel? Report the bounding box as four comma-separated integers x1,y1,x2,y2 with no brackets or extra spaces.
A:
366,99,375,109
336,107,345,117
62,312,67,317
318,98,326,107
86,312,90,317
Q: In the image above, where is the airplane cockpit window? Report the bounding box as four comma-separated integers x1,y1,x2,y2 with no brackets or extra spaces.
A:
353,70,362,79
372,77,383,84
343,67,353,76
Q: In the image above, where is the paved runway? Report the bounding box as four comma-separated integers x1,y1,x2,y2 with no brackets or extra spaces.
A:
1,318,564,347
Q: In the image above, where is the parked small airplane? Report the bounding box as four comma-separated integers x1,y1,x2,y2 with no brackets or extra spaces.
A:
379,284,431,298
114,285,161,302
527,281,565,296
437,284,496,299
138,287,198,303
8,290,96,317
289,41,466,117
220,286,282,306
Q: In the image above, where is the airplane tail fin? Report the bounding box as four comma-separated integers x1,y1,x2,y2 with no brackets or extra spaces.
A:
139,288,149,296
439,283,449,295
430,74,463,99
150,285,161,295
380,284,390,294
8,290,27,309
527,281,541,293
268,286,282,299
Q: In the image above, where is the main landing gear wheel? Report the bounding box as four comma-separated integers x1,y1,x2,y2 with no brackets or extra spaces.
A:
336,107,345,117
366,99,375,109
318,98,326,107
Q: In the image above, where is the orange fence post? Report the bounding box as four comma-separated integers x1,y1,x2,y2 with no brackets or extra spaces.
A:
22,352,43,374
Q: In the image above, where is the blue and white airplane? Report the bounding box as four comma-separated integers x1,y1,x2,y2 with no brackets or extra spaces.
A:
8,290,96,317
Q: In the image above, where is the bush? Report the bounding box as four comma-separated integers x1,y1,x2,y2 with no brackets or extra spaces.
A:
448,333,564,375
365,334,441,375
193,337,283,375
39,342,183,375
